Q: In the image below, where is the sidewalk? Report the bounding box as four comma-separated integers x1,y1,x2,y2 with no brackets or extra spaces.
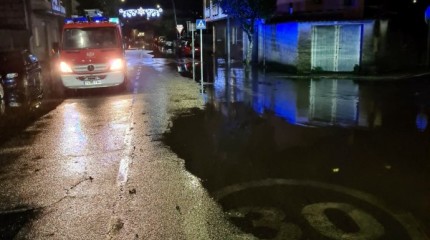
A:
221,60,430,81
271,71,430,81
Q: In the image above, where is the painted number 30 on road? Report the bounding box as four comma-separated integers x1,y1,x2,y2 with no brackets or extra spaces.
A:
227,202,384,240
214,179,427,240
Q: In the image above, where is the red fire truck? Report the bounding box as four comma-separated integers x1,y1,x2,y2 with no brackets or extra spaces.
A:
57,16,127,91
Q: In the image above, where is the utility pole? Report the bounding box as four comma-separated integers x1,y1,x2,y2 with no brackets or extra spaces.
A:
171,0,178,39
227,17,231,67
426,6,430,68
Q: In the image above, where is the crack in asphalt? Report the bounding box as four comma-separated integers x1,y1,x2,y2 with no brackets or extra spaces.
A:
0,175,94,216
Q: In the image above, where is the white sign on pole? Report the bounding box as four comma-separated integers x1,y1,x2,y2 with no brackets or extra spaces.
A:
176,24,184,33
189,23,196,32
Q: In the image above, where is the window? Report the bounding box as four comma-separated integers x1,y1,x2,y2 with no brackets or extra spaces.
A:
63,27,118,50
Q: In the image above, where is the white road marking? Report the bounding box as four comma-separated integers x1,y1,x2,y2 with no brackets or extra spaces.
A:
214,178,429,240
302,202,384,240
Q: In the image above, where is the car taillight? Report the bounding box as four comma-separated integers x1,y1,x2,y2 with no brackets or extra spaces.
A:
110,58,124,71
59,62,73,73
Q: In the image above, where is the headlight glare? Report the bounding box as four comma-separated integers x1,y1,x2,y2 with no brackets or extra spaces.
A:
60,62,73,73
110,58,124,71
6,73,18,78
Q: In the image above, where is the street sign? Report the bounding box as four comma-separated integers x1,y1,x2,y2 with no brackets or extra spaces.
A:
176,24,184,33
189,23,196,32
196,19,206,30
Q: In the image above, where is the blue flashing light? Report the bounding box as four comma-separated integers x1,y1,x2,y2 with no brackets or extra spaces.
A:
91,16,109,23
64,16,111,24
425,6,430,24
64,17,88,23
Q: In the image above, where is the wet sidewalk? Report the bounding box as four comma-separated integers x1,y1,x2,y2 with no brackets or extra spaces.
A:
213,58,430,81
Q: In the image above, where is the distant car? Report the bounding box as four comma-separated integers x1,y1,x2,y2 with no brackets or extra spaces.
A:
0,49,44,112
154,36,166,50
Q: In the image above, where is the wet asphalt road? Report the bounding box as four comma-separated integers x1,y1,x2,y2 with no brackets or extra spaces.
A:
0,49,429,239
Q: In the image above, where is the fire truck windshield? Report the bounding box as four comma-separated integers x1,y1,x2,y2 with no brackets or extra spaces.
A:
62,27,118,50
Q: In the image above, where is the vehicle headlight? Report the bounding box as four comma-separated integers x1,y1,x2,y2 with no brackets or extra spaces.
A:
110,58,124,71
3,73,18,89
59,62,73,73
6,73,18,79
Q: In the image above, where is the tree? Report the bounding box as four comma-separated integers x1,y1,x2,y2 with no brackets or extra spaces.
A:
214,0,276,65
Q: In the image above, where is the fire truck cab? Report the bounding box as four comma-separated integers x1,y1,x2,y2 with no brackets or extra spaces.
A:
58,16,127,90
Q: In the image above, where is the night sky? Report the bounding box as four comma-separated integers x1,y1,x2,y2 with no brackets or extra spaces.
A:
121,0,202,12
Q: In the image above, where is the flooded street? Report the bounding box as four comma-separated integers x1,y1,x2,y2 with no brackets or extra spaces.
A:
164,60,430,239
0,49,429,239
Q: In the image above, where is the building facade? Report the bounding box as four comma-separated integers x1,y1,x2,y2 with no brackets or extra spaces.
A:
0,0,68,64
204,0,388,73
204,0,244,61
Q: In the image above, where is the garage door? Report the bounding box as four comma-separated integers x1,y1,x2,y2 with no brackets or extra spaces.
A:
311,24,362,72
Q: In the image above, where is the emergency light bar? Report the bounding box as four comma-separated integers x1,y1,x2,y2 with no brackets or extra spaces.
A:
91,16,109,22
64,16,111,24
64,17,88,23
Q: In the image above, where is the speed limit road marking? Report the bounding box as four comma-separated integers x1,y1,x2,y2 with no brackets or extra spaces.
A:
302,202,384,239
214,179,429,240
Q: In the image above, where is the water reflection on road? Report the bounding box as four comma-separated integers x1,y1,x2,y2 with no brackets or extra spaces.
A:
208,63,429,132
165,60,430,239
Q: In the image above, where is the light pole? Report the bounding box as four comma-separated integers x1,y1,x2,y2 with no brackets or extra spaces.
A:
426,6,430,68
171,0,178,39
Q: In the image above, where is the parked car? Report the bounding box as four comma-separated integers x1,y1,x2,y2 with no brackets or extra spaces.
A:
0,50,44,112
0,83,5,116
154,36,166,49
160,39,176,54
176,39,200,58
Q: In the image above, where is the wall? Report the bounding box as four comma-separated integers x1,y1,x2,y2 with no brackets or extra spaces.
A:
259,20,376,73
0,0,29,30
0,30,30,50
30,15,61,63
259,22,299,71
0,0,31,50
360,20,376,73
277,0,364,18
